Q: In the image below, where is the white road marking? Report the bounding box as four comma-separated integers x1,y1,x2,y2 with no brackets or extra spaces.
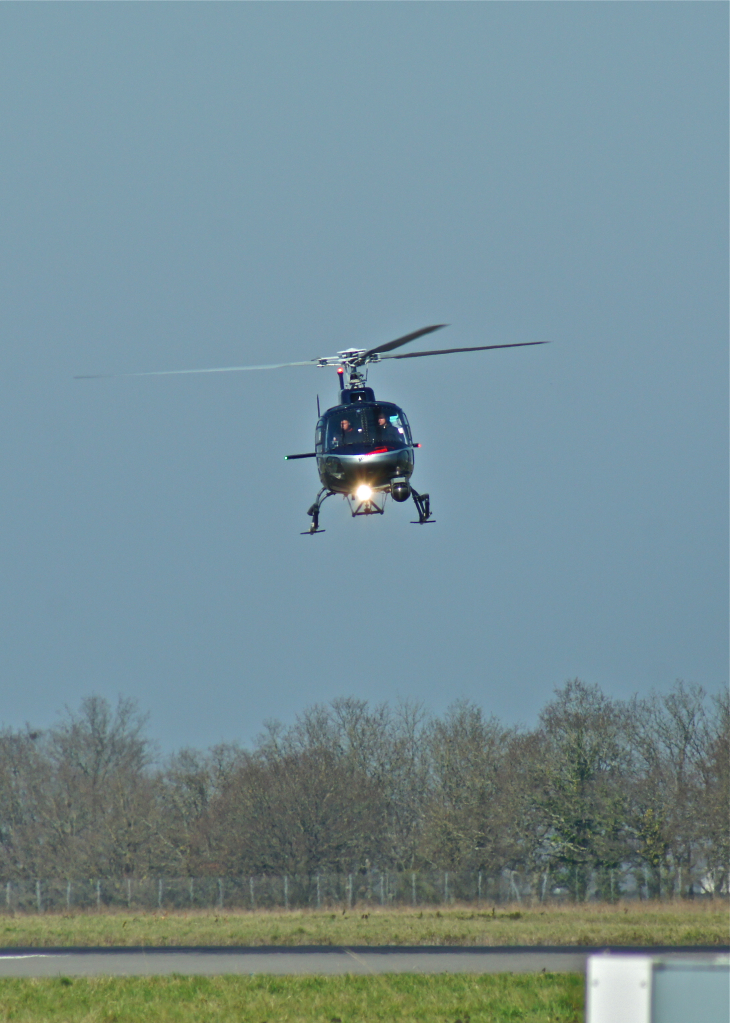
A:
0,954,63,960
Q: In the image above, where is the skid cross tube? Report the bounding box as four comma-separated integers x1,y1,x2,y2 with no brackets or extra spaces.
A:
348,494,386,517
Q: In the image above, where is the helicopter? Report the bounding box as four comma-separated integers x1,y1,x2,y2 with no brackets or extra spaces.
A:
76,325,547,534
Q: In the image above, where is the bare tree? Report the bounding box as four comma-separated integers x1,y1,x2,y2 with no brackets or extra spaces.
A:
201,746,384,875
699,689,730,894
629,682,726,897
253,698,432,871
0,683,725,893
329,698,431,870
535,680,629,901
40,696,161,877
0,728,50,878
421,701,515,873
158,743,243,874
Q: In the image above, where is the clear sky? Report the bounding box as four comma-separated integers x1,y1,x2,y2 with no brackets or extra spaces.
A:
0,3,726,752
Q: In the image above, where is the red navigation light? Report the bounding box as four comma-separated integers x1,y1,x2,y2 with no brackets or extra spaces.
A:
369,447,389,455
337,367,344,374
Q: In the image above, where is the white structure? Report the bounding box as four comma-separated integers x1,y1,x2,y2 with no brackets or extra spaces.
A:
586,955,729,1023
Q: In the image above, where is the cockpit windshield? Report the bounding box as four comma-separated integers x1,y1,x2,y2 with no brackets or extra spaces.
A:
324,405,410,454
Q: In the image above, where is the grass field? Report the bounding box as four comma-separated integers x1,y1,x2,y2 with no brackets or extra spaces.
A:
0,901,726,948
0,974,585,1023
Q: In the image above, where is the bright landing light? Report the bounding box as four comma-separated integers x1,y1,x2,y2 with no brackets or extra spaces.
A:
355,484,373,501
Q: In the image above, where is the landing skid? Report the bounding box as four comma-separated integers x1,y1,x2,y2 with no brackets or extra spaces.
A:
410,486,435,524
302,488,334,534
303,485,434,532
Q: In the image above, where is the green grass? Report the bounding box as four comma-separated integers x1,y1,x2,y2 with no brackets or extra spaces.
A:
0,974,585,1023
0,901,726,948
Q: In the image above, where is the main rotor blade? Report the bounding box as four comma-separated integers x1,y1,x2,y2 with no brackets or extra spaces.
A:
75,360,318,380
379,340,549,361
363,324,448,359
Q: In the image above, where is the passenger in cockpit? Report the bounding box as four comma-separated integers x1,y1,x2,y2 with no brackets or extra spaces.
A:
377,413,400,444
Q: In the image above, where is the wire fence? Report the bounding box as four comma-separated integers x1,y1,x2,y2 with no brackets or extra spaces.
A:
0,867,701,913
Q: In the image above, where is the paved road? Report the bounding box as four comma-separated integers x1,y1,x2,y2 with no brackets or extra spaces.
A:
0,946,725,978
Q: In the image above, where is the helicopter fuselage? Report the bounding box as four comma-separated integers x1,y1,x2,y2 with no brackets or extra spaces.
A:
315,391,415,496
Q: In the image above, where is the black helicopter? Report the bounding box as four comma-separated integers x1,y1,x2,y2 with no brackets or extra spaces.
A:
77,325,546,533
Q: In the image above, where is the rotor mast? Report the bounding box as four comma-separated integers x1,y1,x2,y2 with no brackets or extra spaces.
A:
316,325,452,393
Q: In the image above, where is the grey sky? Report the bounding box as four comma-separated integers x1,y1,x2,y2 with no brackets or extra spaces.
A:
0,3,726,751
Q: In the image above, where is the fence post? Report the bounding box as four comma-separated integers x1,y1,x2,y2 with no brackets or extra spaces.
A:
0,868,631,914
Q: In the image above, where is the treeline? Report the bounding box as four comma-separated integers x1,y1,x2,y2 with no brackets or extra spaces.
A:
0,680,727,900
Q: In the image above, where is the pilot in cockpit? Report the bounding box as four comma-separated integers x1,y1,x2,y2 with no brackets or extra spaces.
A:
332,418,354,447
